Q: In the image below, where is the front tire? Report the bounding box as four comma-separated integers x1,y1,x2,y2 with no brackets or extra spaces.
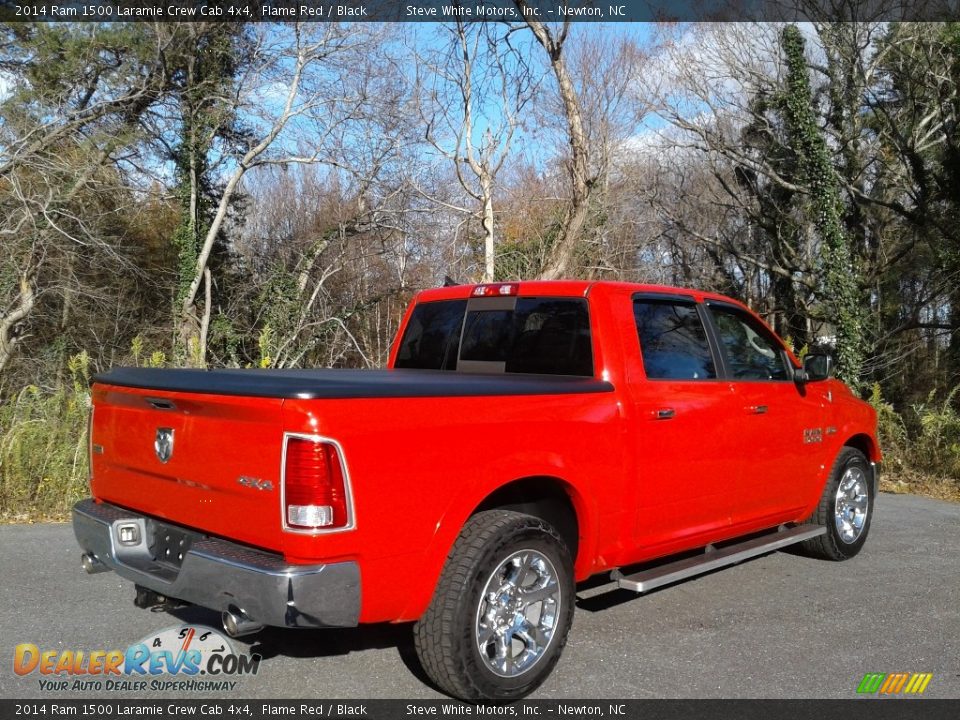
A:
413,510,575,700
799,447,874,560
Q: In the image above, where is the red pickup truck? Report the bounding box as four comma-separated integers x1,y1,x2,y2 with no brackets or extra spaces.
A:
74,280,879,700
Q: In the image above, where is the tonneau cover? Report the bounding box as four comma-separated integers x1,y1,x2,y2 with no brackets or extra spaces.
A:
93,367,614,400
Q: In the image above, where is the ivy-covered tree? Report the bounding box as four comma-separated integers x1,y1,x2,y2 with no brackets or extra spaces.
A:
778,24,866,388
166,24,250,365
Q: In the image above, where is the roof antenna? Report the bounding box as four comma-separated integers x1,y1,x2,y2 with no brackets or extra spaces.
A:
443,275,459,287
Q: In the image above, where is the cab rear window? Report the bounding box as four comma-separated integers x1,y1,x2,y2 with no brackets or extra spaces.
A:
395,297,593,377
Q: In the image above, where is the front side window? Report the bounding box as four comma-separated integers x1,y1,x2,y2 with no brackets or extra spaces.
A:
634,299,717,380
708,304,790,381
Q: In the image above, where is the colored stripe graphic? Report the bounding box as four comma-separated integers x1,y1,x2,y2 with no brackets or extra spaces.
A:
857,673,885,693
880,673,908,694
858,672,932,695
907,674,933,694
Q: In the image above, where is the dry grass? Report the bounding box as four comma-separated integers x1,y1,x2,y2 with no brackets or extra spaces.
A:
880,470,960,503
0,354,91,523
0,510,71,524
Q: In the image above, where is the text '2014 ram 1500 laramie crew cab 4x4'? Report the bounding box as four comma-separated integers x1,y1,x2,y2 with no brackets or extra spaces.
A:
74,280,880,700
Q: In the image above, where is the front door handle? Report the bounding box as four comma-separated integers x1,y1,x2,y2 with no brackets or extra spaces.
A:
746,405,768,415
654,408,675,420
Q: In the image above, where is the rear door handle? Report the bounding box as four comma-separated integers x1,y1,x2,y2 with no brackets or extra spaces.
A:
654,408,675,420
747,405,768,415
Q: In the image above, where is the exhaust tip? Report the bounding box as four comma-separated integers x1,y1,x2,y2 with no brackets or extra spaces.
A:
81,553,108,574
222,608,264,638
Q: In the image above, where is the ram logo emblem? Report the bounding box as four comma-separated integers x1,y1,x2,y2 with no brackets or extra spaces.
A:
154,428,174,463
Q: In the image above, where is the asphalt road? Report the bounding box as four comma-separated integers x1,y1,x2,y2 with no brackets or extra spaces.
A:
1,493,958,700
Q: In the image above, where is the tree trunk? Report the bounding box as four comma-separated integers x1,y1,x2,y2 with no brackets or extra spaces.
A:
481,177,495,282
516,6,593,280
948,284,960,384
179,42,310,364
538,51,591,280
0,275,36,375
179,164,244,363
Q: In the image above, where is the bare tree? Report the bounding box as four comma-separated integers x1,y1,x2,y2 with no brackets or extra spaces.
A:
512,2,592,279
414,22,537,282
228,32,419,371
177,22,383,365
642,23,854,338
509,8,649,279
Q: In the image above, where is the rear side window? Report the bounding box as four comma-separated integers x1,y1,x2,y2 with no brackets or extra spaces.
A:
394,299,466,370
708,304,790,381
634,299,717,380
394,297,593,376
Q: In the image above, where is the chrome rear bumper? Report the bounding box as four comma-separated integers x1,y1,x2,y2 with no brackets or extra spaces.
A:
73,499,360,628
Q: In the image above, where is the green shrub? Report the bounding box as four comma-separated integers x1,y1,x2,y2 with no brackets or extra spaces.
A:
910,387,960,479
870,382,960,491
870,383,908,475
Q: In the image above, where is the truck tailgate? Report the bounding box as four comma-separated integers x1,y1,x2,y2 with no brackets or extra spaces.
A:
89,383,285,551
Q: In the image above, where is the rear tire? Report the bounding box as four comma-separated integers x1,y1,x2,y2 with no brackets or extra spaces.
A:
799,447,874,560
413,510,575,700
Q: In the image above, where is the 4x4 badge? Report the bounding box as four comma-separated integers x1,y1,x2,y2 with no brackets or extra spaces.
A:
154,428,174,463
237,476,274,491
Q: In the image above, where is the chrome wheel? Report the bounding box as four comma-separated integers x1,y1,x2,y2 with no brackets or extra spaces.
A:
834,466,869,544
475,549,561,678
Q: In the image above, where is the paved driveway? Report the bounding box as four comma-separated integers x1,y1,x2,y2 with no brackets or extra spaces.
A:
1,493,957,699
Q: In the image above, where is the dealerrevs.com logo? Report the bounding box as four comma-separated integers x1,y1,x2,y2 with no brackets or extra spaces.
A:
13,625,261,692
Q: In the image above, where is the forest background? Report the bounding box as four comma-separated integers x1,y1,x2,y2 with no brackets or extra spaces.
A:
2,13,959,520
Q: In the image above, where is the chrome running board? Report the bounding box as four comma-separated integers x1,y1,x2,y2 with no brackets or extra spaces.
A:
613,525,826,593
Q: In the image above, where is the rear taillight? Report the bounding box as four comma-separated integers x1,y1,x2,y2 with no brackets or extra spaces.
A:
282,435,352,531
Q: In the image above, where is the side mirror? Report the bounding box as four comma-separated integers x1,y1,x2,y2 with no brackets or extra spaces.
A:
800,352,834,382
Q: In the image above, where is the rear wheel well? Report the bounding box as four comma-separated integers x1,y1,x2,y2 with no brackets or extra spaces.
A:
472,477,579,560
844,434,876,462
